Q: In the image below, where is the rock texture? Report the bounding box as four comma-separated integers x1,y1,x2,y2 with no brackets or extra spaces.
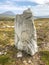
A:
15,8,38,56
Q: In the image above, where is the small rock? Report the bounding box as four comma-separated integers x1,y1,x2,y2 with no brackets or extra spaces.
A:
23,60,27,63
23,60,28,65
4,52,7,55
28,60,32,64
17,51,22,57
0,52,2,55
0,51,7,55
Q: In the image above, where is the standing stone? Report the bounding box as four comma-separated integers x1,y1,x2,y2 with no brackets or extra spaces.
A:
15,8,38,56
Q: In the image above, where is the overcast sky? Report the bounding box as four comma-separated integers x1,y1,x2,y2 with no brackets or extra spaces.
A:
0,0,49,16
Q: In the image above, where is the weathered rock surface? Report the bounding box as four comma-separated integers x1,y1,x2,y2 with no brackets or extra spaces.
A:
15,8,38,56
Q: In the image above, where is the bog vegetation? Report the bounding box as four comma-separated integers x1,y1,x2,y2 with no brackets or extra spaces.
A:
0,18,49,65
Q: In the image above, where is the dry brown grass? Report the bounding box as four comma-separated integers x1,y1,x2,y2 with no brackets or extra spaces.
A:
0,18,49,65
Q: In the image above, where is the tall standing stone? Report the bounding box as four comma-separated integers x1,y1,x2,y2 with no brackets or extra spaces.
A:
15,8,38,56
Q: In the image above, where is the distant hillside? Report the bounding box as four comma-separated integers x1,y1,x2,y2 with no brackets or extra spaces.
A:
0,11,15,20
0,11,15,18
0,11,49,20
34,15,49,19
1,11,15,16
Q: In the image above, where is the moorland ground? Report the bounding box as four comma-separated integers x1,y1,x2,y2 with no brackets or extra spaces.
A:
0,18,49,65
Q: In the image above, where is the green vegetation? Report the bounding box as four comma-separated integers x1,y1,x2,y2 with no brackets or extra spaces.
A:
0,55,10,65
0,16,15,21
40,51,49,65
0,18,49,65
35,18,49,44
0,31,14,46
0,53,16,65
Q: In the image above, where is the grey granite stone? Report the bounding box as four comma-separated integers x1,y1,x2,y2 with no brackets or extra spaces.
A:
15,8,38,56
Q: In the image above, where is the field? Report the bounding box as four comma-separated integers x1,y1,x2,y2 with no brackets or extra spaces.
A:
0,18,49,65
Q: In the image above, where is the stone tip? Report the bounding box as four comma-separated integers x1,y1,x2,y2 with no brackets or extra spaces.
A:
23,8,32,14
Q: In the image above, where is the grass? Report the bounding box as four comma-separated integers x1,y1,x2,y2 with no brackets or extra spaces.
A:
0,55,10,65
35,18,49,45
0,31,14,46
40,51,49,65
0,18,49,65
0,54,16,65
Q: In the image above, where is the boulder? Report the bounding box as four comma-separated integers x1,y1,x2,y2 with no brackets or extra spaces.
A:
15,8,38,56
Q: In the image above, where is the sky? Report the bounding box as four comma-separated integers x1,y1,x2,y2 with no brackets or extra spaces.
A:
0,0,49,16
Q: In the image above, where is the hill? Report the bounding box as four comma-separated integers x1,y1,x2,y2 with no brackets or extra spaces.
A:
0,11,15,20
